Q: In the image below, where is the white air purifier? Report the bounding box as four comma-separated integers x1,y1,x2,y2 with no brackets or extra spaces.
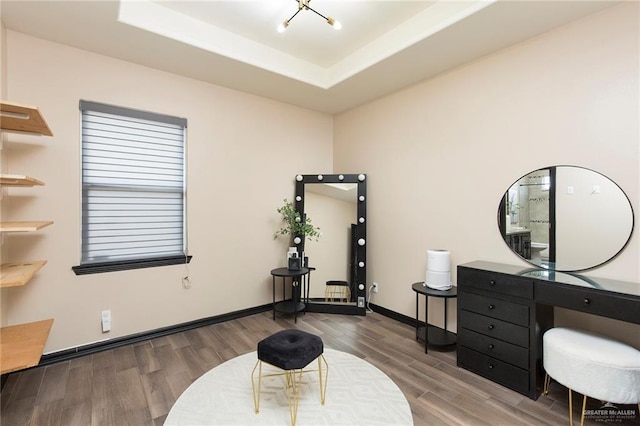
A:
425,249,452,290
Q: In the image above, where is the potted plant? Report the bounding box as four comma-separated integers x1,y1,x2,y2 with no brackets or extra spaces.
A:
273,199,321,244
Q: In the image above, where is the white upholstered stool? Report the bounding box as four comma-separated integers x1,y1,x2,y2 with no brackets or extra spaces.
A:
543,327,640,425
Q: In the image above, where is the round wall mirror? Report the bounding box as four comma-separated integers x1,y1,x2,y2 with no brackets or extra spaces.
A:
498,166,634,271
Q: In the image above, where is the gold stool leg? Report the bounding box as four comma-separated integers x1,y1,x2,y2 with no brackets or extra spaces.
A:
569,388,574,425
579,394,587,426
543,373,551,395
251,360,263,414
317,354,329,405
284,369,303,426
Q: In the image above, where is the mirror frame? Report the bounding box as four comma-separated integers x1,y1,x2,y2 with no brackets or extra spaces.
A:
295,173,367,315
498,165,635,272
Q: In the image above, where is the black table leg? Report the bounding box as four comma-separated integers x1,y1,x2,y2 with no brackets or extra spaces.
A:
424,294,429,353
415,292,419,340
272,276,276,320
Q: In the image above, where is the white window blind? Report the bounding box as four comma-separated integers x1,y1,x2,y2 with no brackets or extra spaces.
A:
79,101,187,266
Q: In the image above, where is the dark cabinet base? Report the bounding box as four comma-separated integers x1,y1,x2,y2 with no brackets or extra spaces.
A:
455,260,639,401
458,346,530,396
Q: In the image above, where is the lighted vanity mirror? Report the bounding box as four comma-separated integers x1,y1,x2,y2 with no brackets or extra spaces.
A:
294,174,366,315
498,166,634,272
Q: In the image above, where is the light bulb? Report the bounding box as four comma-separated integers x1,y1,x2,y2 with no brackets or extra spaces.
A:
278,21,289,33
327,17,341,30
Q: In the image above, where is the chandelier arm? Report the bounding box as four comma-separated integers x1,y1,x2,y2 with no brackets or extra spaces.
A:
304,5,329,21
286,8,302,24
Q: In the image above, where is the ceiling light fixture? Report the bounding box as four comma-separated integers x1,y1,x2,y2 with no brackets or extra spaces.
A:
277,0,342,33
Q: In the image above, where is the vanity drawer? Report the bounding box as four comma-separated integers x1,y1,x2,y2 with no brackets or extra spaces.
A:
460,310,529,348
458,267,533,299
458,346,529,396
536,281,640,324
459,291,529,327
458,328,529,369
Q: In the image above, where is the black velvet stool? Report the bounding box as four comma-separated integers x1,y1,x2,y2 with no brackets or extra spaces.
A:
251,329,328,426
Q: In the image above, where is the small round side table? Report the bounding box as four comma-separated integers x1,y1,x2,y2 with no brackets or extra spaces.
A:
411,282,457,354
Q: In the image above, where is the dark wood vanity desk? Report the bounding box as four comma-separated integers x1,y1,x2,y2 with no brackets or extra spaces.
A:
456,260,640,400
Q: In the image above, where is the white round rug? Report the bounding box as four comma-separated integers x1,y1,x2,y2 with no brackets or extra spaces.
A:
165,348,413,425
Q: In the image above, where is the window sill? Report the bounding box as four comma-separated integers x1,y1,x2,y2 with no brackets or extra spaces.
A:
72,255,192,275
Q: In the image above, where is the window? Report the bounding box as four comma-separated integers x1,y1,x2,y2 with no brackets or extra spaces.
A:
73,101,190,275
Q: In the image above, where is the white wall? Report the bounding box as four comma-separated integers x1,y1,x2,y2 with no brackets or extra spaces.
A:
2,31,333,352
334,3,640,346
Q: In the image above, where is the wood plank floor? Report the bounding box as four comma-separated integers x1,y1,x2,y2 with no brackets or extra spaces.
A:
1,311,638,425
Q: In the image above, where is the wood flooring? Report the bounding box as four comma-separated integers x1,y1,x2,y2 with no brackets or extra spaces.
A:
1,311,638,425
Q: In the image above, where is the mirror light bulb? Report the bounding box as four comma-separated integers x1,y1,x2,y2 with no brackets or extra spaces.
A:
359,195,365,202
358,284,365,290
338,174,344,181
296,175,303,181
358,261,365,267
359,217,365,223
293,237,301,244
358,238,365,246
358,174,365,181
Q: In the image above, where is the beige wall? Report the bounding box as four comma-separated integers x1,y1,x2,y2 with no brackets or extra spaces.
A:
2,2,639,354
334,3,640,346
2,31,333,352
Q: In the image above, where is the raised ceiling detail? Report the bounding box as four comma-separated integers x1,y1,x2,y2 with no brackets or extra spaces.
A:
1,0,617,113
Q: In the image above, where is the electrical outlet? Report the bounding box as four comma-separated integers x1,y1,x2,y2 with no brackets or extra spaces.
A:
101,309,111,333
372,282,379,293
357,297,365,308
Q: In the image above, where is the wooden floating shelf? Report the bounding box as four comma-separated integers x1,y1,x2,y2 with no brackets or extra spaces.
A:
0,101,53,136
0,221,54,232
0,174,45,187
1,261,47,288
0,319,54,375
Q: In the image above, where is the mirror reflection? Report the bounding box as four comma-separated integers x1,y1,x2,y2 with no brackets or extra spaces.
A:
499,166,634,271
304,183,358,304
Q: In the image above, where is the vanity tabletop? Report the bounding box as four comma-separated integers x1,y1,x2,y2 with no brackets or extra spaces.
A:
459,261,640,299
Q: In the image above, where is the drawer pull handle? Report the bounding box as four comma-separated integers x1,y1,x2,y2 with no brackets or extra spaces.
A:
488,344,494,350
489,280,496,286
488,324,494,330
488,304,494,310
584,298,590,305
488,364,494,369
